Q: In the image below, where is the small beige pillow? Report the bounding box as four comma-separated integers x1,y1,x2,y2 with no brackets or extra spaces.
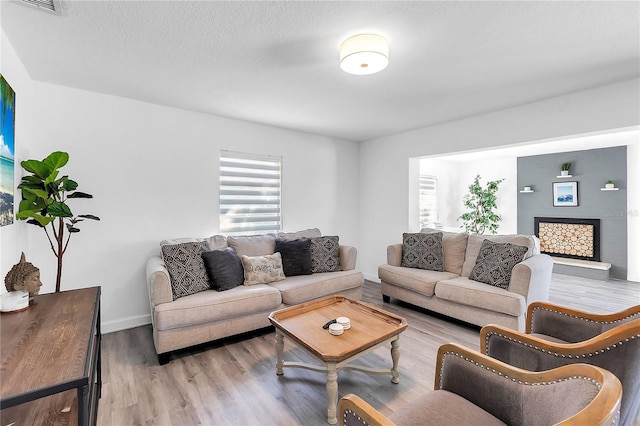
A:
240,252,286,285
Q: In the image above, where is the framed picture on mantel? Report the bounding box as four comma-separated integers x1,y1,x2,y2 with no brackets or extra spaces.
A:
553,181,578,207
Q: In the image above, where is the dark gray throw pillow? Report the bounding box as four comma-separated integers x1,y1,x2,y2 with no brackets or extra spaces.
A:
161,241,210,300
401,232,444,271
201,247,244,291
275,238,312,276
310,236,342,273
469,239,529,289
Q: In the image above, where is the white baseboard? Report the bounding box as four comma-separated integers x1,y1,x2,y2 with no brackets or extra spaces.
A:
102,314,151,334
363,273,380,283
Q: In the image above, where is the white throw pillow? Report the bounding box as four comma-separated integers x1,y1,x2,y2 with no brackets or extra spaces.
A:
240,252,286,285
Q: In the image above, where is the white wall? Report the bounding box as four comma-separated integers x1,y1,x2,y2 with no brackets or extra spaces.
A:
359,78,640,281
418,157,517,233
0,34,360,332
628,140,640,281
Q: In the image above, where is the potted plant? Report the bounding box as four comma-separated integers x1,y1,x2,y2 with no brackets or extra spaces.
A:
560,162,571,176
458,175,504,234
16,151,99,293
605,180,615,189
523,185,532,192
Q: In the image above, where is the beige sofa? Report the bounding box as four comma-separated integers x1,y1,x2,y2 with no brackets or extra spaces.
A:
146,230,363,364
378,229,553,332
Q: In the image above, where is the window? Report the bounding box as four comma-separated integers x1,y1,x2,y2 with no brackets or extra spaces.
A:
419,174,438,228
219,151,282,235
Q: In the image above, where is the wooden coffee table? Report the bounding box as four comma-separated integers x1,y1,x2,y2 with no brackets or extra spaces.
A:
268,294,407,424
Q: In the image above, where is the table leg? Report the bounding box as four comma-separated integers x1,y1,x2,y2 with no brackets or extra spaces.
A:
275,332,284,375
77,385,88,426
390,337,400,384
326,363,338,425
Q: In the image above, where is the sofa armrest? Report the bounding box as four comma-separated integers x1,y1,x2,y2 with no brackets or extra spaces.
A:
508,254,553,303
339,245,358,271
146,255,173,307
338,394,394,426
386,244,402,266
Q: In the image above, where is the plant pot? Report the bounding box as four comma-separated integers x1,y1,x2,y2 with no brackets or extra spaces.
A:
523,186,531,191
605,183,614,189
560,170,569,176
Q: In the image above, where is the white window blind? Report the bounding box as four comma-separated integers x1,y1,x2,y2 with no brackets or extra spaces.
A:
219,151,282,235
419,175,438,228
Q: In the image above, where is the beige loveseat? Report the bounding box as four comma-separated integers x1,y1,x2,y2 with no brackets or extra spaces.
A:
378,229,553,332
146,229,363,364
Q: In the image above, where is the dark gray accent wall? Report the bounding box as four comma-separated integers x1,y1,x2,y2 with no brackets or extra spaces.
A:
517,146,627,279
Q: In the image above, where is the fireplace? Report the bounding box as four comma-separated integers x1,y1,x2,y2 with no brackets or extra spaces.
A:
534,217,601,262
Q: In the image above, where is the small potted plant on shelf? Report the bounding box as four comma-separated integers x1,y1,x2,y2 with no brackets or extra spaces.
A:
605,180,615,189
560,162,571,176
523,185,532,192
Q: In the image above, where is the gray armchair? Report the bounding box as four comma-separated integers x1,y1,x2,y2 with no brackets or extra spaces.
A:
339,343,621,426
482,302,640,426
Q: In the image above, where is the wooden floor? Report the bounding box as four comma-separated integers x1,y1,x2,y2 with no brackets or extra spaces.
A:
98,275,640,426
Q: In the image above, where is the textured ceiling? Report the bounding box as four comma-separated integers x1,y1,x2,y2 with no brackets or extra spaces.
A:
2,1,639,142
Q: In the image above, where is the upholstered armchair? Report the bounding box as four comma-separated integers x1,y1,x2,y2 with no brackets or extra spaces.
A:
481,302,640,426
339,343,621,426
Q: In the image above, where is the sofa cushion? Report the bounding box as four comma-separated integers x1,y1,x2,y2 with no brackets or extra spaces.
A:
201,247,244,291
160,237,207,245
311,236,342,273
269,270,363,305
206,234,229,251
378,264,458,297
389,390,506,426
161,241,210,300
154,285,282,330
469,239,529,289
421,228,469,275
435,276,526,316
401,232,444,271
275,238,313,276
241,253,286,285
277,228,322,240
228,234,276,257
461,233,536,277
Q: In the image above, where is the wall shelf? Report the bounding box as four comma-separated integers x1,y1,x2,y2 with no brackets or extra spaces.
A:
519,190,534,193
556,174,573,178
601,187,619,191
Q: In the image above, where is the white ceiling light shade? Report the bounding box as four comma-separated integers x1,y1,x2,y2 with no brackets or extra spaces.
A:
340,34,389,75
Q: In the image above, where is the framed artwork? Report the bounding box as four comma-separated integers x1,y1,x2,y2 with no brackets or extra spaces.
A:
0,74,16,227
553,181,578,207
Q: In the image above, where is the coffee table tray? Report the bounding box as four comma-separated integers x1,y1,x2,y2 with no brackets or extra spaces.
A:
269,294,407,364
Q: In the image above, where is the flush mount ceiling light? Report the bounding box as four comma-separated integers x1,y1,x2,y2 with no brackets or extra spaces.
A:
340,34,389,75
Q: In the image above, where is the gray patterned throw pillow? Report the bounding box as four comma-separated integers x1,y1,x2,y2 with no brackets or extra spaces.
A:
161,241,210,300
469,239,529,289
311,236,342,273
401,232,444,271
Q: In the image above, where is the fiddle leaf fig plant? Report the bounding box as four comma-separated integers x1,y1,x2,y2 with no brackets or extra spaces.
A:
459,175,504,234
16,151,100,292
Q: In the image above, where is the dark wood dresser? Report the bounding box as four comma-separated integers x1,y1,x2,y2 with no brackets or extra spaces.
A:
1,286,101,425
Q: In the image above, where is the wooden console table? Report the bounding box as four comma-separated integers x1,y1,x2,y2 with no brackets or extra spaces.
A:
0,287,101,425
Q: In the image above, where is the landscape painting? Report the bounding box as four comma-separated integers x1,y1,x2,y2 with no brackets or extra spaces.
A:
1,74,16,226
553,181,578,207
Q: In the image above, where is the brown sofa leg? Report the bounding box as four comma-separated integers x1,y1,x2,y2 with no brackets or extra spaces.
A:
382,295,390,303
158,352,171,365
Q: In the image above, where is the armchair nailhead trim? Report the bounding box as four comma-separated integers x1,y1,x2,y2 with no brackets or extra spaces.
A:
439,351,601,389
344,409,368,425
530,306,640,330
483,331,639,359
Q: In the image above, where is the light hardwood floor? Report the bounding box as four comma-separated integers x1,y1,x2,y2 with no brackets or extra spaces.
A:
98,275,640,426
